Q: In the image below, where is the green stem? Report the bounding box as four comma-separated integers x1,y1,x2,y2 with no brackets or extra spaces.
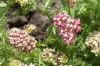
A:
69,6,75,17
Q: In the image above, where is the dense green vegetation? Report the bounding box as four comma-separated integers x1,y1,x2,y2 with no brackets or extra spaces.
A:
0,0,100,66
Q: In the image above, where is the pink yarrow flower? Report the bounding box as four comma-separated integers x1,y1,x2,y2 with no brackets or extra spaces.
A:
62,32,75,44
53,13,82,44
53,13,69,26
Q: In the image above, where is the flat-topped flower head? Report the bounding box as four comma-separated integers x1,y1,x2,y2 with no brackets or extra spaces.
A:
53,13,69,26
53,13,82,45
85,31,100,56
62,32,75,44
8,28,37,53
73,18,81,33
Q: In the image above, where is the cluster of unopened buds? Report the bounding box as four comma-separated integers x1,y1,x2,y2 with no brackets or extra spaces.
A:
22,24,37,34
85,31,100,56
41,48,55,62
53,51,68,66
41,48,68,66
8,28,37,53
53,13,81,44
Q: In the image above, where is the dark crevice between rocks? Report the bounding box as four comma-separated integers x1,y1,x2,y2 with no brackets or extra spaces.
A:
6,4,52,41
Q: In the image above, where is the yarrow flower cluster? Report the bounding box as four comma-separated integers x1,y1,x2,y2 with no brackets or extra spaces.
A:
41,48,68,66
85,31,100,56
53,13,81,44
8,28,37,53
